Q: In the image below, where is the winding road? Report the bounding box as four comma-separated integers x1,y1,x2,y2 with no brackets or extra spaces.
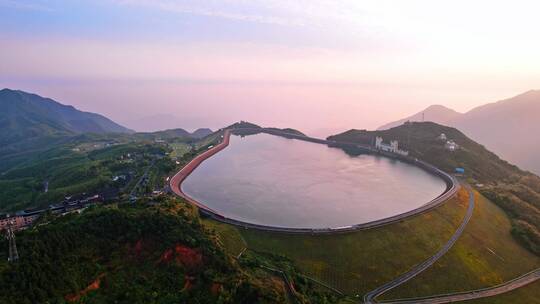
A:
364,186,476,303
379,268,540,304
364,187,540,304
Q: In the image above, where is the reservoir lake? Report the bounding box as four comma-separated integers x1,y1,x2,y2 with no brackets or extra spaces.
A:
182,133,447,229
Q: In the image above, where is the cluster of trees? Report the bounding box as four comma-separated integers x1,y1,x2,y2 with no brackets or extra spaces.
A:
0,197,340,303
0,137,173,212
483,177,540,254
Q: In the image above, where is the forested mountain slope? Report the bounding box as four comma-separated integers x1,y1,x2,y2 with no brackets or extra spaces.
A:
329,122,540,255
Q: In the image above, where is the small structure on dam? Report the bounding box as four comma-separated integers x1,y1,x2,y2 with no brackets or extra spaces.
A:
375,137,409,156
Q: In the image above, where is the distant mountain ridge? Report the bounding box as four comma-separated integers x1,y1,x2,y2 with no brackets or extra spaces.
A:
378,90,540,174
378,105,462,130
136,128,213,139
191,128,213,138
0,88,132,145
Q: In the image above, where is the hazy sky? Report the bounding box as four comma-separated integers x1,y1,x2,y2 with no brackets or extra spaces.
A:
1,0,539,135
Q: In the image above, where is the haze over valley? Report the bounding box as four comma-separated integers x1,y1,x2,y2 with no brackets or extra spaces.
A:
2,1,540,136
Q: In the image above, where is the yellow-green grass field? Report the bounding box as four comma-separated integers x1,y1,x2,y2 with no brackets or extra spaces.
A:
169,142,192,159
203,188,470,296
457,280,540,304
381,190,540,301
202,219,247,257
194,131,223,150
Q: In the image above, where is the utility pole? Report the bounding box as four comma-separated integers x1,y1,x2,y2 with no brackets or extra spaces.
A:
6,219,19,262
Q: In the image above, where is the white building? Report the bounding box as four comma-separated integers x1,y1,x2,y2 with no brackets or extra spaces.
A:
438,133,447,141
445,140,459,151
375,137,409,156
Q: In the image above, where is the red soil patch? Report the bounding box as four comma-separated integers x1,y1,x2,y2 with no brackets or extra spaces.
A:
210,282,223,295
181,275,195,292
159,248,174,263
158,244,203,271
127,238,157,260
134,239,143,254
65,273,105,302
174,245,203,269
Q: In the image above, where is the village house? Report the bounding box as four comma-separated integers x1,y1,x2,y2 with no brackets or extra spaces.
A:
445,140,459,151
0,213,41,231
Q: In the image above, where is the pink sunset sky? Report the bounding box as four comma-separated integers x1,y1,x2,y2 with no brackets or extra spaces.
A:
1,0,539,135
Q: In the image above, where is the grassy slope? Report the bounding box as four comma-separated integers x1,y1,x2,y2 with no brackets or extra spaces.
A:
328,122,540,255
169,142,192,159
459,280,540,304
203,219,247,257
205,189,469,295
382,191,540,300
194,131,224,150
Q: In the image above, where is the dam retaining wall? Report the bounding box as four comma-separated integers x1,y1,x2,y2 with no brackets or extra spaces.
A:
170,127,460,234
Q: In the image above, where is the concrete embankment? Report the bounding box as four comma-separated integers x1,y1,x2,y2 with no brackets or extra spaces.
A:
169,129,231,213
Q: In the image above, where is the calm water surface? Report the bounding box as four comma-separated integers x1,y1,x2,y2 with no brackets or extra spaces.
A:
182,133,446,229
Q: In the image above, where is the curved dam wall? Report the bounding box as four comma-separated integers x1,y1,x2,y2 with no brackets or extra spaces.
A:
169,129,231,213
170,127,460,234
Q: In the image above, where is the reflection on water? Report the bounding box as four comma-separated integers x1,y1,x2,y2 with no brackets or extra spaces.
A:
182,133,446,228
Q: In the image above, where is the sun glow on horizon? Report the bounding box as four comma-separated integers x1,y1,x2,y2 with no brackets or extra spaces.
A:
1,0,539,133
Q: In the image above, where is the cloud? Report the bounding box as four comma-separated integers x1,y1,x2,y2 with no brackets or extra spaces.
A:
109,0,398,47
0,0,54,11
113,0,306,27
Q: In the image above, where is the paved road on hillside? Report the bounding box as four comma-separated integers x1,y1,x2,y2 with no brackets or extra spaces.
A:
364,185,476,304
380,268,540,304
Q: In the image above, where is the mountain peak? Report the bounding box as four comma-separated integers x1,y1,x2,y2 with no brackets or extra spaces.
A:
0,89,133,145
0,88,18,93
377,89,540,174
510,89,540,102
0,88,20,97
378,104,461,130
191,128,213,139
425,104,456,111
520,89,540,96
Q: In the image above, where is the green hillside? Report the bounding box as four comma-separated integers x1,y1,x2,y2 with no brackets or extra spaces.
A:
135,128,214,141
236,191,469,295
0,88,135,173
0,89,132,146
0,197,340,304
381,190,539,300
0,137,173,212
328,122,540,255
